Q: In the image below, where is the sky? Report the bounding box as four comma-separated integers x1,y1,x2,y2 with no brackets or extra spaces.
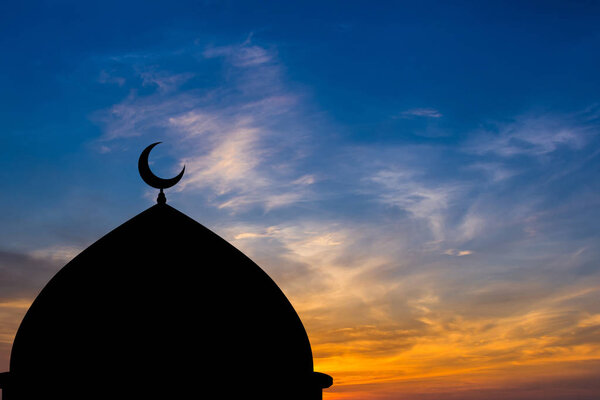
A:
1,1,600,399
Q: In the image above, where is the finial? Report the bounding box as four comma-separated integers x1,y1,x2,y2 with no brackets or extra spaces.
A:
157,189,166,204
138,142,185,204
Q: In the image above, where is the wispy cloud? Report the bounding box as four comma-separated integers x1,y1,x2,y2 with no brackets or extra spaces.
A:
29,245,81,264
369,168,460,242
203,43,273,67
70,37,600,399
444,249,472,256
97,40,316,212
466,112,597,157
139,70,195,93
397,108,443,119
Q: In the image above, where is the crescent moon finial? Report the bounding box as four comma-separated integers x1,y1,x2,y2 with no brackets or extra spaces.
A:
138,142,185,204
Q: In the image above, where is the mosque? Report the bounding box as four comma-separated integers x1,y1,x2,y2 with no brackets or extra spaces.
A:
0,143,332,399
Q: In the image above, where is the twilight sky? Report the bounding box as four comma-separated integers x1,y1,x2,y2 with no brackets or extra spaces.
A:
1,1,600,399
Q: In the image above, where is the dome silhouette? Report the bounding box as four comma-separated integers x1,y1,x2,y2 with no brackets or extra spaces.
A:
0,203,332,399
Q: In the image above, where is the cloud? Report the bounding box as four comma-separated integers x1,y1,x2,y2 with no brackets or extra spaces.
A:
97,40,316,212
444,249,472,256
0,250,61,302
293,174,316,185
467,162,518,182
29,245,81,264
139,70,195,92
88,38,600,399
0,249,64,370
368,168,460,242
466,113,595,157
203,43,273,67
397,108,443,119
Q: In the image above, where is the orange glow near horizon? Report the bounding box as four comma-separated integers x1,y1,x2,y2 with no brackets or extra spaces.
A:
1,285,600,399
297,283,600,399
315,332,600,399
2,236,600,400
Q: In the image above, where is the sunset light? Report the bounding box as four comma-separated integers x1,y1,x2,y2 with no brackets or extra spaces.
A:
1,2,599,399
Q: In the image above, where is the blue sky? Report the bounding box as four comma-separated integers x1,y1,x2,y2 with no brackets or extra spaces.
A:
1,1,600,399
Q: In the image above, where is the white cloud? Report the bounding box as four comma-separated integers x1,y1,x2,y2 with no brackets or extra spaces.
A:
203,44,273,67
468,162,517,182
467,114,589,157
370,169,457,242
397,108,443,119
180,124,265,193
29,245,82,264
293,174,316,185
98,40,313,212
139,70,194,92
457,213,485,242
444,249,473,256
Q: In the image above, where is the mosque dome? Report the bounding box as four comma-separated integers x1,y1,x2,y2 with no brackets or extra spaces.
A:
1,202,332,399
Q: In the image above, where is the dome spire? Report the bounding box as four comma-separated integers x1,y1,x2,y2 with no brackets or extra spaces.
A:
138,142,185,204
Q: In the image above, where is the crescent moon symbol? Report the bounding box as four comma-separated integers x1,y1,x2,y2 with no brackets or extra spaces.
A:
138,142,185,189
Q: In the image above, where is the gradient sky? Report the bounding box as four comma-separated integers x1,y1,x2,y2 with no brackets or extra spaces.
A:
1,1,600,399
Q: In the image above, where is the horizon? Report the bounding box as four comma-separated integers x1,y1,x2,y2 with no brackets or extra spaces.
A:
1,1,600,399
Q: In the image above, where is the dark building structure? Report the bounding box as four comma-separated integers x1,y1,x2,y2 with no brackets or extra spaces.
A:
0,143,332,399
